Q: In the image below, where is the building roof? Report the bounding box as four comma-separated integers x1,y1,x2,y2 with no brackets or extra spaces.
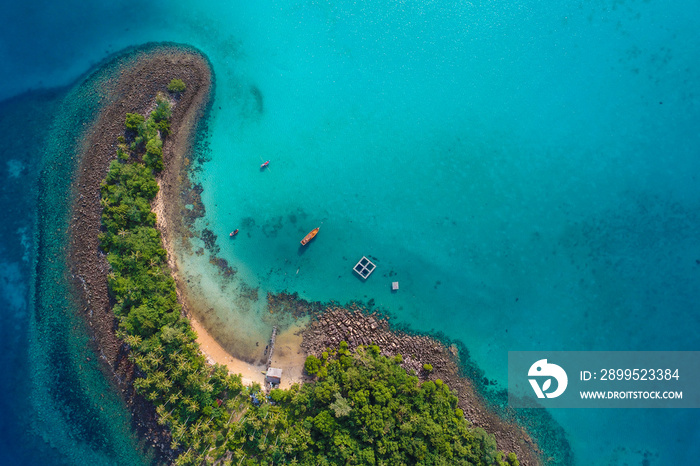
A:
266,367,283,378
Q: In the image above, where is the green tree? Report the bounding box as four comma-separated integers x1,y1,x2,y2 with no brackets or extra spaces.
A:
168,78,186,93
152,95,172,122
304,355,321,375
144,137,164,171
329,392,351,418
125,112,145,131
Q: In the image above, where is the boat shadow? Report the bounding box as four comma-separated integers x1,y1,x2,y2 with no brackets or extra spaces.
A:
297,237,318,256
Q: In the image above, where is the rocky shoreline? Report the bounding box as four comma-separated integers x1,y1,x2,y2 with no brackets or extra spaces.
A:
67,43,212,463
301,305,541,465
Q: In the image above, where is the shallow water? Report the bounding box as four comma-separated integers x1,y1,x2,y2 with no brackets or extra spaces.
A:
2,0,699,464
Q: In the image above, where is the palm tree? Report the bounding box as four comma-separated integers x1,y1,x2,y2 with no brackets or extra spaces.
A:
156,404,172,426
166,391,180,408
190,436,201,452
185,397,199,414
131,353,149,370
123,333,142,349
152,341,164,356
173,421,188,441
147,352,163,368
174,449,193,466
156,374,172,392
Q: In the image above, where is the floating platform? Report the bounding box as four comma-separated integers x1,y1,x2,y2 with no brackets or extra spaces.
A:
353,256,376,279
392,281,399,291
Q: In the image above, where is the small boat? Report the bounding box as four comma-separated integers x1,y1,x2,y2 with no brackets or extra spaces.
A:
260,160,270,169
229,229,239,237
300,227,320,245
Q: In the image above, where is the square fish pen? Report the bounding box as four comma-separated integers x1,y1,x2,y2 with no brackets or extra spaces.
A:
353,256,376,279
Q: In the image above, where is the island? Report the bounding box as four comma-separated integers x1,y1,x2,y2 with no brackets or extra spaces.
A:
63,43,544,465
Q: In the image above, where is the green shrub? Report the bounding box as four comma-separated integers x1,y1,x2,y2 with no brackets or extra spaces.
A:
304,355,322,375
157,119,171,135
143,149,163,172
116,146,129,161
167,78,186,93
125,112,144,131
423,363,433,373
270,389,286,403
507,452,520,466
152,95,172,122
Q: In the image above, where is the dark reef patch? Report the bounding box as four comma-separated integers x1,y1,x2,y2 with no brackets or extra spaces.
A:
249,85,263,114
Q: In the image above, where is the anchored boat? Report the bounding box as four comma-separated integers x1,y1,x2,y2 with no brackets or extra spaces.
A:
300,227,320,245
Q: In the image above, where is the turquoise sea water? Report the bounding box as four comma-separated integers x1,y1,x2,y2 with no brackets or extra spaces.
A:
1,0,699,464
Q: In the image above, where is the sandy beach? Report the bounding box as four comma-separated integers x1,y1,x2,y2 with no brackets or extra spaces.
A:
146,55,310,392
153,168,309,389
185,314,307,389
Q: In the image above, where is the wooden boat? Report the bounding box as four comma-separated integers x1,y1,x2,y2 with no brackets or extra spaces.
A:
300,227,320,245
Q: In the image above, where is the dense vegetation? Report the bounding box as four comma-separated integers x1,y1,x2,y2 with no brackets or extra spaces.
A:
253,343,519,465
98,83,518,465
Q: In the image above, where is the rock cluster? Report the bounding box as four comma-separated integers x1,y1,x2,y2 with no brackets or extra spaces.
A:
301,306,452,377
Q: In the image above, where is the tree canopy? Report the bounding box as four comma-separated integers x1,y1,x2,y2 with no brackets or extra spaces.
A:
168,78,187,93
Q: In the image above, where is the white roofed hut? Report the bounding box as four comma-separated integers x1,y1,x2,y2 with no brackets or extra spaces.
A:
266,367,282,385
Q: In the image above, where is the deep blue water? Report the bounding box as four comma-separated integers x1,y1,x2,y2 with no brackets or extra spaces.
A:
1,0,699,464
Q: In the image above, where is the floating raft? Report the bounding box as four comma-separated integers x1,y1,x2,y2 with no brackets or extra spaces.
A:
392,281,399,290
353,256,376,279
